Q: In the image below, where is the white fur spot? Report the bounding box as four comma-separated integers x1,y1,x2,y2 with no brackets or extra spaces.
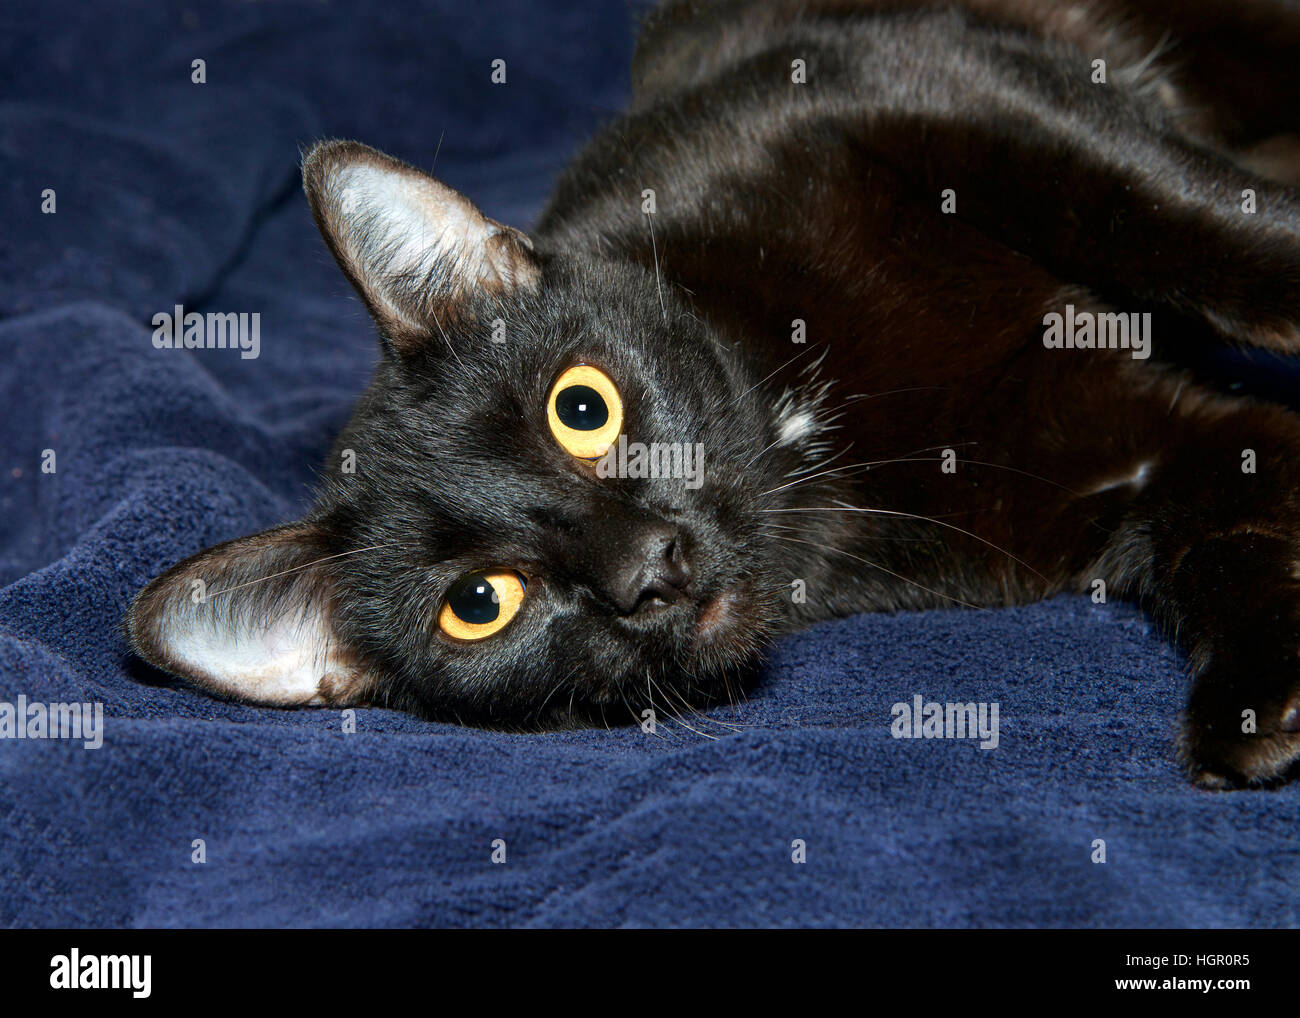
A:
776,408,815,446
1086,460,1153,496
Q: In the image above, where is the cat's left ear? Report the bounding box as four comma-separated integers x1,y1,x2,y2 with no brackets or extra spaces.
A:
125,522,373,708
302,138,540,355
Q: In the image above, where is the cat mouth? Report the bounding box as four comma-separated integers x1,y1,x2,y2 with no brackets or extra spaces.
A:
696,588,741,642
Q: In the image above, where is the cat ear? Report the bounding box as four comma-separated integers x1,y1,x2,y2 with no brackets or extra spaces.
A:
125,523,372,708
301,138,539,355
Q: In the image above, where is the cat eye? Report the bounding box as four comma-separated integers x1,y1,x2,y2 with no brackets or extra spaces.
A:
438,570,527,641
546,364,623,459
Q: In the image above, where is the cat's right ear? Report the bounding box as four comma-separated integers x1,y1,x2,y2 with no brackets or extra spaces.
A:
301,139,539,356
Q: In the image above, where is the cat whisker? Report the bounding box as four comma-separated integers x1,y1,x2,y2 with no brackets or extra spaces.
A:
847,385,951,403
769,456,972,496
658,704,719,740
758,522,815,535
781,440,855,479
735,343,820,401
720,670,738,712
620,686,664,740
537,665,581,717
744,435,786,469
769,440,981,493
656,668,751,731
956,459,1085,498
761,459,894,498
680,698,749,731
641,674,677,740
430,310,466,370
765,533,988,611
759,504,1045,582
204,543,399,602
648,672,718,740
645,212,667,324
799,454,1085,499
783,437,1081,499
768,391,957,477
760,505,1046,582
758,522,925,543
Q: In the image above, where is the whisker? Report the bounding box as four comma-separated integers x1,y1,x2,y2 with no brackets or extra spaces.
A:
766,532,988,611
667,683,749,730
759,522,924,542
205,543,398,602
782,439,855,479
720,670,738,712
760,505,1046,582
645,212,667,324
848,385,951,403
797,454,1086,499
643,674,681,741
620,686,663,740
735,344,818,401
955,458,1085,498
430,310,467,370
658,675,749,728
648,673,717,740
762,459,888,498
768,441,983,493
537,665,581,716
745,435,786,469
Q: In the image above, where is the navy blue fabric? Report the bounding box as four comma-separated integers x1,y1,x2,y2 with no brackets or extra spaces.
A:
3,0,1299,929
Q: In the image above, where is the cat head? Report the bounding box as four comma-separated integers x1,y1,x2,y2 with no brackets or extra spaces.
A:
126,139,834,726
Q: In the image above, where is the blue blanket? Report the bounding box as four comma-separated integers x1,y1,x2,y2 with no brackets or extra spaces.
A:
3,0,1298,929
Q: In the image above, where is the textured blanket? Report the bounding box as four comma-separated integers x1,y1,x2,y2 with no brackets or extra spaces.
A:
2,0,1297,928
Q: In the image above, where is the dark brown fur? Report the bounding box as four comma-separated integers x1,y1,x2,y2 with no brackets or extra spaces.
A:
127,0,1300,786
537,0,1300,785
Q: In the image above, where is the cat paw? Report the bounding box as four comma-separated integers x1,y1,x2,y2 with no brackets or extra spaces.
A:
1165,534,1300,787
1179,655,1300,788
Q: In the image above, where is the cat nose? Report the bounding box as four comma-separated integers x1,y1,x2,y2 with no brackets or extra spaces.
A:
608,524,692,615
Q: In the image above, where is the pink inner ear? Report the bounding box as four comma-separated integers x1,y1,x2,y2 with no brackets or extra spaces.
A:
303,140,538,354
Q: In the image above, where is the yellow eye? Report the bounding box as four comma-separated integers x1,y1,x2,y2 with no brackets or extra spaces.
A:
547,364,623,459
438,570,527,641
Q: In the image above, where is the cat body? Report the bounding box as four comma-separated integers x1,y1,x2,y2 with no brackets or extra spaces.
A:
129,0,1300,786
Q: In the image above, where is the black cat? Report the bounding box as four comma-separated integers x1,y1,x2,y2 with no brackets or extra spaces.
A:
128,0,1300,787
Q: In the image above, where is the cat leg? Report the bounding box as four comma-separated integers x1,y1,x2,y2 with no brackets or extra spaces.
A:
1100,0,1300,148
838,17,1300,350
839,345,1300,786
1083,366,1300,786
1088,0,1300,185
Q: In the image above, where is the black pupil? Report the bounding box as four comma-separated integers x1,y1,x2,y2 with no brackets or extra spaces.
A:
448,575,499,625
555,384,608,431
